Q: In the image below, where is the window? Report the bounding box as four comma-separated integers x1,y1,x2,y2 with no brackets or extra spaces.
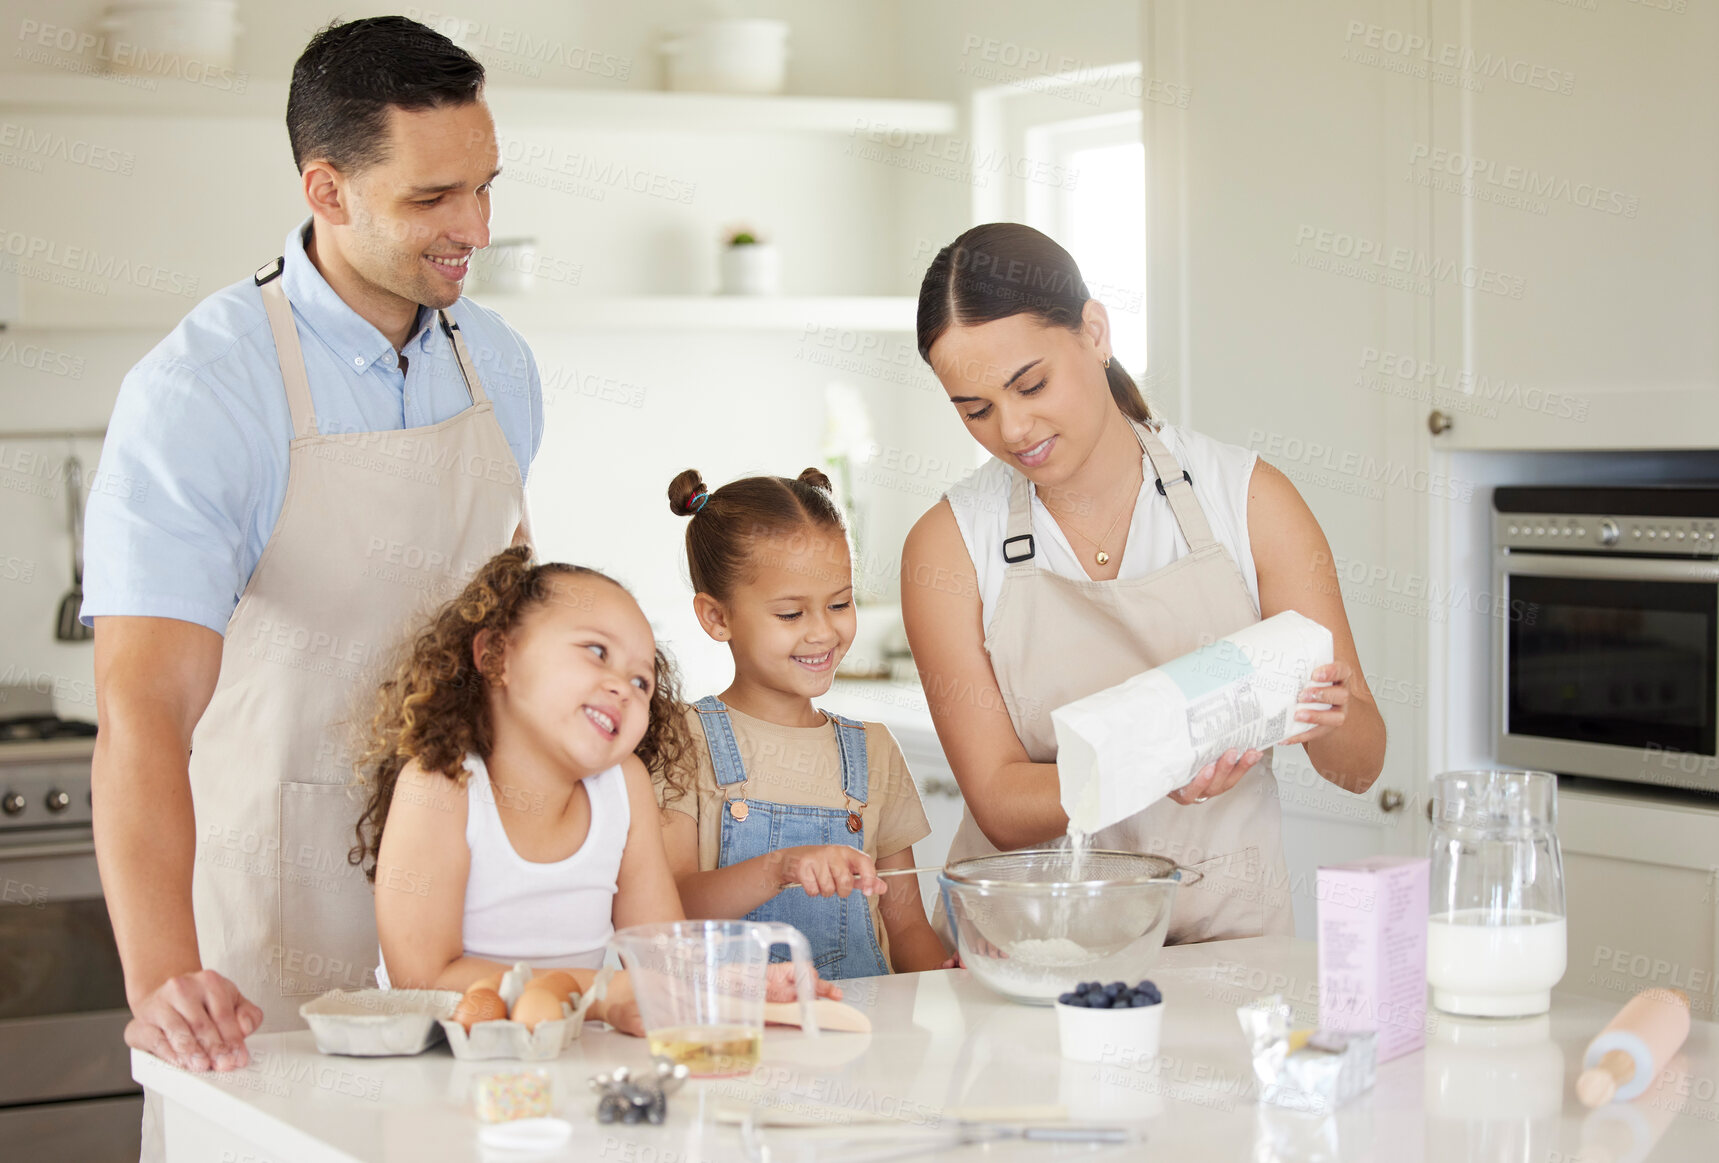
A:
973,65,1148,380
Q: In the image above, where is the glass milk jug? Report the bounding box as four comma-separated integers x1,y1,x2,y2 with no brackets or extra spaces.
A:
1427,770,1567,1017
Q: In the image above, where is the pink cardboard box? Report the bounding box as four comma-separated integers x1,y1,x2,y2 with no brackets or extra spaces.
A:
1317,855,1428,1063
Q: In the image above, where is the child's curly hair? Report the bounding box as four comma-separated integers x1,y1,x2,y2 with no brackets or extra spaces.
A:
349,546,692,881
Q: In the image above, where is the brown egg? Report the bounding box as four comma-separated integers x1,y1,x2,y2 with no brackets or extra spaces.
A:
530,970,578,1002
468,972,504,995
510,985,566,1031
453,988,508,1032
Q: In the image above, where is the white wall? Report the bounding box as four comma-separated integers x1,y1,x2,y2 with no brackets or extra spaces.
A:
0,0,1113,711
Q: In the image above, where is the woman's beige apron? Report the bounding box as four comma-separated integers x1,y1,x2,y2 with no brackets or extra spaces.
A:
944,421,1293,944
187,259,527,1031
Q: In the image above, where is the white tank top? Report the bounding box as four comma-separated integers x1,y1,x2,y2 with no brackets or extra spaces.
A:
459,752,629,970
944,422,1262,637
375,753,631,988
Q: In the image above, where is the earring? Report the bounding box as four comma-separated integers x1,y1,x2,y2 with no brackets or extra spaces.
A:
1102,354,1112,369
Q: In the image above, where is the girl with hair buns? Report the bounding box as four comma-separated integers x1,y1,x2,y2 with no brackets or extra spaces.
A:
352,546,842,1033
659,469,954,977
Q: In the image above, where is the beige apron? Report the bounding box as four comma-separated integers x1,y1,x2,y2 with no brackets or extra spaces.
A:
944,421,1293,944
187,258,527,1030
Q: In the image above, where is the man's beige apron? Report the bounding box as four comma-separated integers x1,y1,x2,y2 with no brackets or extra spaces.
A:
944,421,1293,944
188,259,526,1030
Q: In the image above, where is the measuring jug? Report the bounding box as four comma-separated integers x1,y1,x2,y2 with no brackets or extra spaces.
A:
610,920,820,1076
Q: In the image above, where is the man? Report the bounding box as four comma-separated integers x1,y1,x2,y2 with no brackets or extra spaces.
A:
83,16,541,1084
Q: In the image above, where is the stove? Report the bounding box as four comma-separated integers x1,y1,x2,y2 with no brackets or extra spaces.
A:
0,686,140,1162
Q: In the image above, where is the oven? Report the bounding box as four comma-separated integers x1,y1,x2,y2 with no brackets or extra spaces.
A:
0,691,140,1162
1495,486,1719,794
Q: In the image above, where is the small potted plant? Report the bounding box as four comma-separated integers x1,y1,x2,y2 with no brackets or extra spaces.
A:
719,225,780,295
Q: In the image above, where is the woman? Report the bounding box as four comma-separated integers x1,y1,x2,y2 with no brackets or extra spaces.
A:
901,224,1387,943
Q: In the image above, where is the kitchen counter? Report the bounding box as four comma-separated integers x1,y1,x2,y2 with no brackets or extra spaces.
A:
134,937,1719,1162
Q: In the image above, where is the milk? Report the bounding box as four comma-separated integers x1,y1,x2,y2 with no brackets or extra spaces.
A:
1427,909,1567,1017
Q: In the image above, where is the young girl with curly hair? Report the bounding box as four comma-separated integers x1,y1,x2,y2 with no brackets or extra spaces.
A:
351,546,840,1032
660,468,953,978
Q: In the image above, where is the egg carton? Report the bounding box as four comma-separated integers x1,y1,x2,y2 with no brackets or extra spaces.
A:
438,963,614,1062
300,988,463,1057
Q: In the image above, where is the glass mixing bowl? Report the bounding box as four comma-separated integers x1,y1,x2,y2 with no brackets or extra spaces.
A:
938,849,1196,1005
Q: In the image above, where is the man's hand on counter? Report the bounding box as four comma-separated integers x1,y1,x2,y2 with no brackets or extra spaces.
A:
125,968,264,1073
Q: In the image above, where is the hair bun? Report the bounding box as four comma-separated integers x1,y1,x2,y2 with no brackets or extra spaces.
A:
667,469,709,517
796,467,834,493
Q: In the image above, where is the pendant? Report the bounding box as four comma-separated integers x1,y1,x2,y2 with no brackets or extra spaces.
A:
847,811,863,834
729,800,749,822
1095,550,1110,566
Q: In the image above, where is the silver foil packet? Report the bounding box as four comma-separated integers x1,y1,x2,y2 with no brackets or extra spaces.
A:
1237,995,1377,1114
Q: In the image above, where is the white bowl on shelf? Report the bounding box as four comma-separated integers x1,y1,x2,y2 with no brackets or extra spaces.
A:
663,19,789,95
97,1,241,74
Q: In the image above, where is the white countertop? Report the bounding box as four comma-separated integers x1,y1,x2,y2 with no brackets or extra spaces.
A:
135,937,1719,1162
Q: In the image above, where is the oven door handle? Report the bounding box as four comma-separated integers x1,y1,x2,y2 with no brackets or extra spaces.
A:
0,837,97,860
1502,552,1719,582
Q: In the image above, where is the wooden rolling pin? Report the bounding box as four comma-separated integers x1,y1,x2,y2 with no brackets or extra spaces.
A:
761,997,871,1032
1577,988,1691,1106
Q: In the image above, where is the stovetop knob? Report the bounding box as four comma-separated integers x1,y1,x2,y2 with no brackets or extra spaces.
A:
44,788,71,813
1,791,24,816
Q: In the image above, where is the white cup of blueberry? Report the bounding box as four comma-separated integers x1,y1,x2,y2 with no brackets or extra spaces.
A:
1056,980,1164,1064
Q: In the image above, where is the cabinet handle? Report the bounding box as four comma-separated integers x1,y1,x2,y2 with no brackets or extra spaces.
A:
1379,788,1406,813
920,775,963,799
1428,410,1453,436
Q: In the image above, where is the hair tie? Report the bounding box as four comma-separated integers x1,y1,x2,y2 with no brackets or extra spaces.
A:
691,490,711,513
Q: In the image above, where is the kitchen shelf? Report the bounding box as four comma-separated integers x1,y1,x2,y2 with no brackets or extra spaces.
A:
7,294,918,334
468,294,917,333
0,75,957,134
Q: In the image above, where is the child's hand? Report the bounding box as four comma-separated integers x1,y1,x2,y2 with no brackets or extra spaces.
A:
777,846,886,899
937,952,963,970
764,961,843,1003
590,971,647,1037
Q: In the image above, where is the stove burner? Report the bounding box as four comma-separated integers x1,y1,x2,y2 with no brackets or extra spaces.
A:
0,715,99,743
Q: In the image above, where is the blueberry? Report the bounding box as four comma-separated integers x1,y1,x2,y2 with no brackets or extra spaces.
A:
1058,992,1080,1006
1086,994,1111,1008
1129,993,1152,1007
1107,981,1127,994
1078,981,1099,995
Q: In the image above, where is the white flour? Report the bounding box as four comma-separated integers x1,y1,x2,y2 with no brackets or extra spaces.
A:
1005,937,1096,967
1067,826,1089,882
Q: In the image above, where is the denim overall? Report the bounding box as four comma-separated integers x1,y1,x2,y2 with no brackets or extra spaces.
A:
693,695,891,979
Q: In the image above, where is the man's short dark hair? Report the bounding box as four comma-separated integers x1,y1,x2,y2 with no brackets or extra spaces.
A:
287,17,485,174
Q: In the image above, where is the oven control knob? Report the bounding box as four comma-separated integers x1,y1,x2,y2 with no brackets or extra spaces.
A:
1599,520,1620,546
44,789,70,813
1,791,24,816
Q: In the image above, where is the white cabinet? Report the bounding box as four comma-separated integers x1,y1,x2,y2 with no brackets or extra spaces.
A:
1421,0,1719,453
1558,784,1719,1021
1140,0,1432,937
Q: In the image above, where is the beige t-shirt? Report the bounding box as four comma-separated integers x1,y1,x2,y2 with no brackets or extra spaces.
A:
657,703,932,969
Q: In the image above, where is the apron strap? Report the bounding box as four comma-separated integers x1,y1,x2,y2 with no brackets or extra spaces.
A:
692,695,748,789
822,710,870,805
255,259,319,439
1001,470,1038,573
439,310,491,407
1137,423,1222,552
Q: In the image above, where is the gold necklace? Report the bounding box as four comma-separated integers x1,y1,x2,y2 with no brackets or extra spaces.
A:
1044,465,1143,566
